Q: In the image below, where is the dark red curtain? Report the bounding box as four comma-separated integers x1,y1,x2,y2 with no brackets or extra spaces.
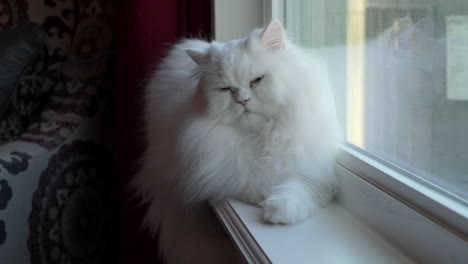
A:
115,1,211,263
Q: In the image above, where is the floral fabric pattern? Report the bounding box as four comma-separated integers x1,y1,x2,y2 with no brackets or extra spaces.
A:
0,0,115,263
0,0,115,150
0,43,51,144
28,141,116,264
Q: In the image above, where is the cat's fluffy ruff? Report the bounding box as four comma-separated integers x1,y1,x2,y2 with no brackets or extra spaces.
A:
134,20,341,263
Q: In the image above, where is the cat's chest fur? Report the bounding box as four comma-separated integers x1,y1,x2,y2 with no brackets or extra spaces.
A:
181,118,293,201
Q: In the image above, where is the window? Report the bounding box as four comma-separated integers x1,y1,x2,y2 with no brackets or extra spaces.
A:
346,0,468,202
280,0,468,224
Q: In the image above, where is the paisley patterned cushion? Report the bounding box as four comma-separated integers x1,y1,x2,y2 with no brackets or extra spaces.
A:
0,23,50,144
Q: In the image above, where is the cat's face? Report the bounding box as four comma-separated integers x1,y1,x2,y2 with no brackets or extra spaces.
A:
187,21,289,130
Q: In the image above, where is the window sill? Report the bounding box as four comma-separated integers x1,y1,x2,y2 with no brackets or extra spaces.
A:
211,146,468,263
212,199,414,264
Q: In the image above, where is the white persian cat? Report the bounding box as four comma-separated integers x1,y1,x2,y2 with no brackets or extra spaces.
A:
134,20,342,264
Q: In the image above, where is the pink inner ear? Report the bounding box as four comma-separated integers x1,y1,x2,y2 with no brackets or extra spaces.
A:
186,49,205,65
261,20,285,52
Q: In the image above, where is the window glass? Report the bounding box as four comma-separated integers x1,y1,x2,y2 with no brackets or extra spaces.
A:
283,0,468,201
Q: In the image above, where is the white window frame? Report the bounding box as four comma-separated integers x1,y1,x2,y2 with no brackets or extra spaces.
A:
338,143,468,238
211,0,468,263
262,0,285,25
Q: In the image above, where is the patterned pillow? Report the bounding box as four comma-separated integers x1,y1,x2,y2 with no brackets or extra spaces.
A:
0,23,51,144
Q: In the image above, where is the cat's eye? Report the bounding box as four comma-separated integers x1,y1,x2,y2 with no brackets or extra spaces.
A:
220,87,231,91
250,75,265,88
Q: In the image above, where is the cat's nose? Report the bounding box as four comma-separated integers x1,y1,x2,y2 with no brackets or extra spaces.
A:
238,98,250,106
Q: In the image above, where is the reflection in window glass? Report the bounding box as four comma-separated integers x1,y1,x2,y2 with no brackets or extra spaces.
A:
284,0,468,200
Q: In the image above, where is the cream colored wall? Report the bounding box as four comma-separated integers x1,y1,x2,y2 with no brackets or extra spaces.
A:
213,0,264,42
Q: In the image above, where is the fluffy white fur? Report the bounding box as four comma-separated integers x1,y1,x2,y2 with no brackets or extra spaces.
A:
134,20,342,264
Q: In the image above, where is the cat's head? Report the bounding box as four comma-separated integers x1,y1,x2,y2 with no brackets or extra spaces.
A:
186,20,293,130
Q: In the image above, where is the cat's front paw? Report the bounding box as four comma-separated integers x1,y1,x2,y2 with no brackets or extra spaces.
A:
261,194,314,225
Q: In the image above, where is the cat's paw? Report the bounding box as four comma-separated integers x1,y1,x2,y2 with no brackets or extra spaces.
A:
261,194,315,225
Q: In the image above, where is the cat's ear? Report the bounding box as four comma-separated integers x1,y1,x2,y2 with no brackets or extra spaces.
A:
186,49,205,65
261,20,285,52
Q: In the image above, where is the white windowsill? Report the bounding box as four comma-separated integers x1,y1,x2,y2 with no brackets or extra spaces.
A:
212,199,414,264
211,147,468,264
